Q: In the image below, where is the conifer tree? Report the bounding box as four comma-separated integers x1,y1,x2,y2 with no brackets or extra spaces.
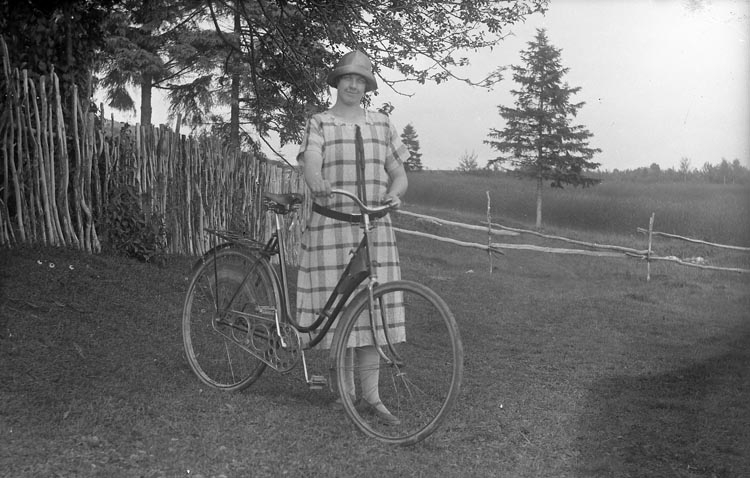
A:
97,0,218,128
401,124,424,172
485,28,601,229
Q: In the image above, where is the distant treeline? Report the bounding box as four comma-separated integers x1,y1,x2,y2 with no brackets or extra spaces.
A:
598,159,749,184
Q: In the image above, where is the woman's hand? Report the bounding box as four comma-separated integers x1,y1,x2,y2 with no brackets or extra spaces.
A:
381,192,402,209
382,164,407,209
308,175,332,198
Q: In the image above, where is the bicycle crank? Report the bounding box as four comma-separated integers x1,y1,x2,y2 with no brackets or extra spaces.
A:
212,310,301,372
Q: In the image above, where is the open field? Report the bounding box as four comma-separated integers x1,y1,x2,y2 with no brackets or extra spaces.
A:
406,171,750,246
1,176,749,477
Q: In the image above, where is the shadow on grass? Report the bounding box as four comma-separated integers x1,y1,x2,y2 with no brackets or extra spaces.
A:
574,330,750,478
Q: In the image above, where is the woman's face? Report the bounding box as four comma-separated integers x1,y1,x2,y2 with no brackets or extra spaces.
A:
336,74,367,105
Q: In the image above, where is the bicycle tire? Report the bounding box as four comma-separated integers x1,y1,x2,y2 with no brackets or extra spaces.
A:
332,280,463,445
182,246,279,391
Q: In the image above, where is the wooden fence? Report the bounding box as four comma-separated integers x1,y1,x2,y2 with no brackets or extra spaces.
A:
0,37,306,258
4,34,743,275
394,204,750,278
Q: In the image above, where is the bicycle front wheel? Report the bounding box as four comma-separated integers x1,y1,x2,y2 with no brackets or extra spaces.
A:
182,246,278,391
333,280,463,445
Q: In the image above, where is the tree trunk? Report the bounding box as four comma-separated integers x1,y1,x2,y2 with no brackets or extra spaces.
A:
140,73,153,126
229,10,241,151
230,71,240,151
535,174,543,229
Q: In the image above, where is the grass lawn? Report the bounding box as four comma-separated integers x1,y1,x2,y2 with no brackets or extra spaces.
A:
1,203,748,477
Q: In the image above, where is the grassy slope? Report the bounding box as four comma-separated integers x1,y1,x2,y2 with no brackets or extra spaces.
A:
1,175,749,477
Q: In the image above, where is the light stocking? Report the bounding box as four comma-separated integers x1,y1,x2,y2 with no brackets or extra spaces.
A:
341,347,355,398
356,345,390,413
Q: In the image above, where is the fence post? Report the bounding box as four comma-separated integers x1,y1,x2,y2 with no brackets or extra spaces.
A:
646,212,655,282
486,191,493,274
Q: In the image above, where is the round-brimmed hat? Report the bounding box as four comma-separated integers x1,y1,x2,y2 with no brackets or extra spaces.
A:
326,50,378,92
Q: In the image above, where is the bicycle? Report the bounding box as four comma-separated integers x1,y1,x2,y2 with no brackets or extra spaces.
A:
182,189,463,445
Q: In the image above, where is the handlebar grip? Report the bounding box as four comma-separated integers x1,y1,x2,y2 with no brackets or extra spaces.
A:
329,189,395,215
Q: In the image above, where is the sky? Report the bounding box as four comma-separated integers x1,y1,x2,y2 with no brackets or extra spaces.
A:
367,0,750,171
114,0,750,172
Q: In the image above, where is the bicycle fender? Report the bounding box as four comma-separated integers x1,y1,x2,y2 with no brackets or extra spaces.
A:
189,243,235,275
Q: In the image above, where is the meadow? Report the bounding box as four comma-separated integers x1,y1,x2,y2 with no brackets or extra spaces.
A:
0,173,748,477
406,171,750,246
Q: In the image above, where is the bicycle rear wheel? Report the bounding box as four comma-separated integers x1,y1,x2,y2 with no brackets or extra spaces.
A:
333,280,463,445
182,246,278,391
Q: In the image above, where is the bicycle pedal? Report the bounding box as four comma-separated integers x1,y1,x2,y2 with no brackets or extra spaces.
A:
307,374,327,390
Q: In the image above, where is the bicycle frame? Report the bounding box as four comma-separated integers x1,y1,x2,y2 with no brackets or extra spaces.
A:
270,198,380,349
203,189,398,367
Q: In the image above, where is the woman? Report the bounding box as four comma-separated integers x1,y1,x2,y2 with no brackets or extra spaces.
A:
296,50,409,425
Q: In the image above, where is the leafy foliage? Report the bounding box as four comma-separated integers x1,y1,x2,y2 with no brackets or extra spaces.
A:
456,150,480,172
197,0,549,147
2,0,550,160
401,123,424,171
0,0,117,117
103,184,168,265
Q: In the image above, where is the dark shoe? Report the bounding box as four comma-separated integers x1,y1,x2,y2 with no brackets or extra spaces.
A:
362,400,400,426
330,394,356,411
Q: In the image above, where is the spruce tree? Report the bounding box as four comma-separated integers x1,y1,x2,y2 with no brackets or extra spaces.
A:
401,124,424,172
97,0,218,128
485,28,601,229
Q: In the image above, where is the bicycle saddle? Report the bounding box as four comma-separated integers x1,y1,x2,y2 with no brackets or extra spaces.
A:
264,192,304,206
263,192,304,215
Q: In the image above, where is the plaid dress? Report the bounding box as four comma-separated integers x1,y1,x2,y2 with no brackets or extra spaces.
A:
296,110,409,349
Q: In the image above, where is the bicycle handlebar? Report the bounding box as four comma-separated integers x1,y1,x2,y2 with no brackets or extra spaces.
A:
330,189,397,215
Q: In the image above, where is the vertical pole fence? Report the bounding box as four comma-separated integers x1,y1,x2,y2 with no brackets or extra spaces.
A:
0,36,305,259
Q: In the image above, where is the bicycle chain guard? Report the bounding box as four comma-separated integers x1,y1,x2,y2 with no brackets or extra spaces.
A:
213,308,301,373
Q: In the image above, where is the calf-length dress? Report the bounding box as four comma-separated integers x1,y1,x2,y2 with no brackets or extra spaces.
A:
296,110,410,349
